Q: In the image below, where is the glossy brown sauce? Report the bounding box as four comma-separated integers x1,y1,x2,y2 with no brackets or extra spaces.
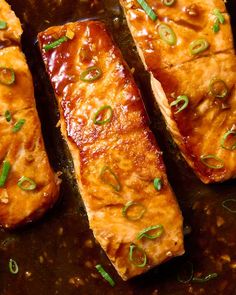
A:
0,0,235,294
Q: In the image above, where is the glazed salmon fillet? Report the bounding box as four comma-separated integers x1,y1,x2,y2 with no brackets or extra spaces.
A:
38,20,184,280
0,0,60,228
120,0,236,183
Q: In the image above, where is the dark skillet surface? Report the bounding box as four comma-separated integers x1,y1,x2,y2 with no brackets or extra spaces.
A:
0,0,235,294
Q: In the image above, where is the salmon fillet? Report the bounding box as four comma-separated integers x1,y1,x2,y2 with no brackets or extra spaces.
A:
120,0,236,183
0,0,60,228
38,20,184,280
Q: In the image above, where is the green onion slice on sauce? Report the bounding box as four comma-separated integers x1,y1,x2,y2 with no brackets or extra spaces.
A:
122,201,146,221
43,36,68,51
80,66,102,82
213,9,225,24
0,161,11,187
192,273,218,283
200,155,224,169
17,176,37,191
0,20,7,30
170,95,189,114
213,20,220,33
158,24,177,46
209,78,228,99
129,244,147,268
220,130,236,150
95,264,115,287
93,105,113,125
100,166,121,192
222,199,236,214
137,0,157,21
189,39,209,55
162,0,175,6
4,110,12,122
177,261,194,283
9,259,19,274
12,119,25,133
0,67,15,85
137,224,164,240
153,177,162,191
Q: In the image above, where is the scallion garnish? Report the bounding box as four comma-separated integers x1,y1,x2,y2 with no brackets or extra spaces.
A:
220,130,236,150
43,36,68,51
170,95,189,114
189,39,209,55
9,259,19,274
212,20,220,33
213,9,225,24
222,199,236,214
100,166,121,192
129,244,147,268
0,20,7,30
122,201,146,221
137,224,164,240
177,261,194,283
95,264,115,287
12,119,25,133
162,0,175,6
137,0,157,21
158,24,177,46
192,273,218,283
80,66,102,82
153,178,162,191
93,105,113,125
4,110,11,122
0,161,11,187
209,78,228,99
0,67,15,85
17,176,37,191
200,155,224,169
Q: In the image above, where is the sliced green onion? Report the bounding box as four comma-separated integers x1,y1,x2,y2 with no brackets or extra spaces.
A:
0,20,7,30
162,0,175,6
122,201,146,221
43,36,68,51
137,224,164,240
213,9,225,24
95,264,115,287
200,155,224,169
93,105,113,125
212,20,220,33
153,178,162,191
9,259,19,274
209,78,228,99
17,176,37,191
192,273,218,283
189,39,209,55
0,67,15,85
12,119,25,133
158,24,177,46
4,110,11,122
222,199,236,214
177,261,194,283
170,95,189,114
137,0,157,21
0,161,11,187
100,166,121,192
129,244,147,268
80,66,102,82
220,130,236,150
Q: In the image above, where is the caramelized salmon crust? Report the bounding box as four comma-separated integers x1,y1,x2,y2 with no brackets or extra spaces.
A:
0,0,60,228
120,0,236,183
38,20,184,280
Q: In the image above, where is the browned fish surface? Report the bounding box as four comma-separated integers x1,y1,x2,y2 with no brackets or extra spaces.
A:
38,20,184,280
120,0,236,183
0,0,60,228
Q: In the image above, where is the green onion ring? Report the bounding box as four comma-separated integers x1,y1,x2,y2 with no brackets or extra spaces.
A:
95,264,115,287
100,166,121,192
17,176,37,191
12,119,25,133
43,36,68,51
170,95,189,114
158,24,177,46
192,273,218,283
0,67,15,85
80,66,102,82
189,39,209,55
4,110,11,122
177,261,194,283
137,224,164,240
220,130,236,150
212,20,220,33
129,244,147,268
153,178,162,191
93,105,113,125
222,199,236,214
200,155,224,169
162,0,175,6
0,20,7,30
0,160,11,187
213,9,225,24
209,78,228,99
122,201,146,221
137,0,157,21
9,259,19,274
